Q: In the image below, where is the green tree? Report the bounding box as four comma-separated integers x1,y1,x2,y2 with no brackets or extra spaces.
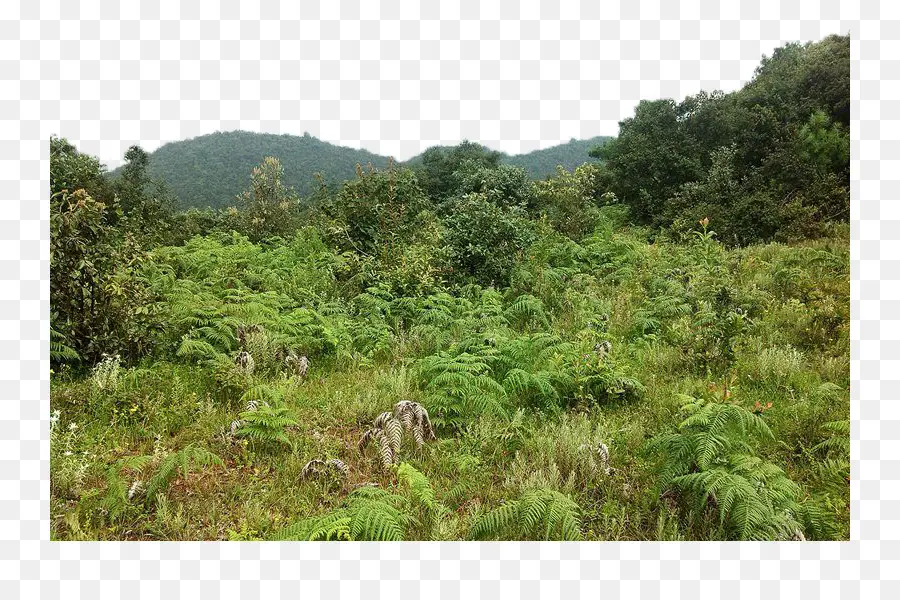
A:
415,140,503,201
50,189,153,363
50,136,114,207
115,146,151,213
594,99,704,223
114,145,176,245
234,156,301,242
323,163,430,256
593,34,850,243
443,193,537,286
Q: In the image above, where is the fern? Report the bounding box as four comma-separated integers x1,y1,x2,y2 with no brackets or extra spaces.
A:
444,453,484,506
470,488,582,541
236,403,298,448
393,400,436,448
50,324,79,363
100,455,152,521
301,458,350,479
416,351,508,430
811,420,850,456
396,463,439,514
646,396,774,485
504,294,551,329
810,419,850,499
274,463,444,541
646,396,806,540
176,337,221,362
273,511,353,541
502,368,560,411
144,444,223,505
239,384,283,408
672,454,802,540
273,486,414,541
359,402,434,468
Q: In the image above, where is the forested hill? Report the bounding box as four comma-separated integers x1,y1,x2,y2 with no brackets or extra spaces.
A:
123,131,394,210
404,136,613,180
113,132,612,210
504,136,613,179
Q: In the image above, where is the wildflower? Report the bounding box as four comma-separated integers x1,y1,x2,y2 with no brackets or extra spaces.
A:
64,450,73,457
699,217,709,227
68,422,78,431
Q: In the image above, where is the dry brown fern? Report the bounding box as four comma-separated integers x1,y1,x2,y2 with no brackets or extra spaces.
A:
285,351,310,379
359,401,435,468
393,400,436,448
301,458,350,479
234,350,255,374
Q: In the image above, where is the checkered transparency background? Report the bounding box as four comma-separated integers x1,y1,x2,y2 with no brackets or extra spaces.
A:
3,0,894,596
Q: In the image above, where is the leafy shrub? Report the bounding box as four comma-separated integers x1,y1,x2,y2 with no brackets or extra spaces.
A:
534,166,601,238
322,163,430,257
442,193,537,286
450,161,537,210
233,156,301,242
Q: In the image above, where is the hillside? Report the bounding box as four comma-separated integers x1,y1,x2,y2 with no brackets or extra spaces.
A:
504,136,612,179
124,131,394,210
404,136,612,180
115,132,611,210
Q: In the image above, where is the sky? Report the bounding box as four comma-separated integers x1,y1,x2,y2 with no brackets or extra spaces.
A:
51,6,849,170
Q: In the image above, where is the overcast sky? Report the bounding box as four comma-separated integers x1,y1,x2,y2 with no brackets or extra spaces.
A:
53,7,847,171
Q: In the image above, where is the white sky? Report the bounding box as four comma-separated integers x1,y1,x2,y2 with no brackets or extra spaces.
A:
53,9,849,171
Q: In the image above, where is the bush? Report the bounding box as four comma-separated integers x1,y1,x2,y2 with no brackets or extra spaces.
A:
443,193,537,286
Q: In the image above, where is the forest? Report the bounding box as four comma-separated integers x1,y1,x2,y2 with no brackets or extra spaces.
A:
50,34,849,541
118,130,612,210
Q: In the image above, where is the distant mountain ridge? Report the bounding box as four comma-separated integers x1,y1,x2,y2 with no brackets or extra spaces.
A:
114,131,611,210
404,136,612,181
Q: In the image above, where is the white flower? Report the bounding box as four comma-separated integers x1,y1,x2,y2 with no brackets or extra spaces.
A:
63,451,73,457
68,422,78,431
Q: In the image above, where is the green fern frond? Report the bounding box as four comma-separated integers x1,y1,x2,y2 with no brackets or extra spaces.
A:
470,488,582,541
236,403,298,448
145,444,223,505
273,512,353,541
396,463,438,513
176,338,221,361
50,324,80,363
